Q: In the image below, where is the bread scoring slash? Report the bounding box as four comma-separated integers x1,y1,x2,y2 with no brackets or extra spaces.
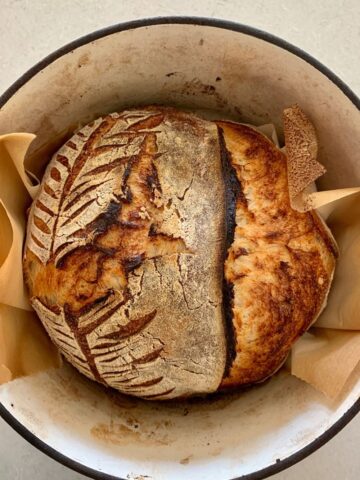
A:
23,107,336,399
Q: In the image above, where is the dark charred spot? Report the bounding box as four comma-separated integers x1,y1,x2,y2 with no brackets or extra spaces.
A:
123,254,145,273
121,157,136,202
265,231,281,239
148,223,157,237
148,225,179,243
119,220,144,229
66,200,122,242
123,186,133,203
145,162,162,199
93,290,114,305
279,261,289,271
235,247,248,257
217,125,240,377
216,76,222,82
96,245,117,257
222,281,237,377
77,294,89,301
218,126,242,249
128,210,142,221
93,201,121,235
122,159,133,183
234,273,247,280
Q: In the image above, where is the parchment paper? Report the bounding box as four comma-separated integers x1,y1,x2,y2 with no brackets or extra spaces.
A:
0,134,36,310
291,329,360,399
0,110,359,399
0,133,62,381
0,303,60,384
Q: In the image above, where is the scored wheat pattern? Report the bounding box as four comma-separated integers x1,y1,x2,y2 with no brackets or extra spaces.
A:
26,110,192,398
27,111,166,266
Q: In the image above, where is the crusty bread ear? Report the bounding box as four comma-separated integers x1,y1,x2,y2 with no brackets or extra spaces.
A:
217,121,337,389
283,104,326,204
23,107,227,399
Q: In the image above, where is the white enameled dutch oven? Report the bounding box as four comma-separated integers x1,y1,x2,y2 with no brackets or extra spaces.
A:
0,17,359,480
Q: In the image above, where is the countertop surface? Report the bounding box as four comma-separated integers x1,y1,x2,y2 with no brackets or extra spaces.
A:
0,1,359,479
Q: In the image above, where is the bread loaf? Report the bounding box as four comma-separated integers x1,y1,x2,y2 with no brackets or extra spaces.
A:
23,107,337,399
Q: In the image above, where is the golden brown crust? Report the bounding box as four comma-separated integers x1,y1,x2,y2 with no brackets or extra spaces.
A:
217,121,337,388
24,107,227,399
23,108,337,399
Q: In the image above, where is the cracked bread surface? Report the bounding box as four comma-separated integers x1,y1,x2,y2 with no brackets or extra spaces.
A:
23,107,337,399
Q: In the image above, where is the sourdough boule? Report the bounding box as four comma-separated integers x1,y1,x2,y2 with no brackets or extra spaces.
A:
23,107,337,399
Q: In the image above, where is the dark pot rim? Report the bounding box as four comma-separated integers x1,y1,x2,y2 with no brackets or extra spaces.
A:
0,16,359,480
